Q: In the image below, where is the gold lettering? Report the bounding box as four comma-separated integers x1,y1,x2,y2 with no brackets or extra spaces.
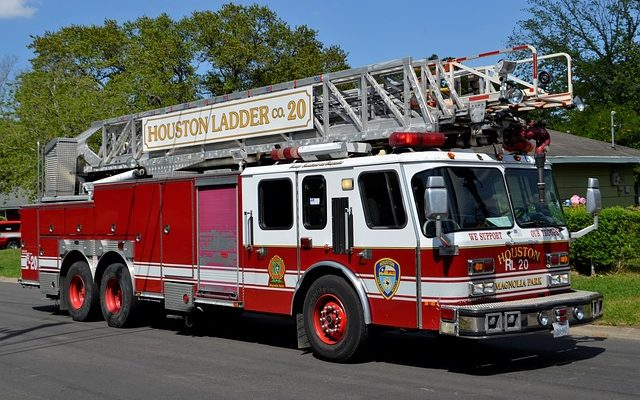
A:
228,111,239,130
239,109,250,128
147,125,158,142
158,123,167,141
219,113,229,131
199,117,209,133
210,115,221,132
260,105,270,125
167,122,176,140
250,107,259,126
189,118,199,135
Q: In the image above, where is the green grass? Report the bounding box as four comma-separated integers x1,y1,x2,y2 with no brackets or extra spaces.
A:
572,272,640,326
0,249,20,278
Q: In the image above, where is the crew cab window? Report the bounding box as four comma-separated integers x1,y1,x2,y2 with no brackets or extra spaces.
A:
258,179,293,230
412,167,513,237
302,175,327,229
359,170,406,229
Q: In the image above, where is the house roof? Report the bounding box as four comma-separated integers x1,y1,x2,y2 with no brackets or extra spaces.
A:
476,130,640,164
544,130,640,164
0,189,31,210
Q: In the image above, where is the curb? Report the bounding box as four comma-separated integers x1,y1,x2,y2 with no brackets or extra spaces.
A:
571,325,640,341
0,277,18,283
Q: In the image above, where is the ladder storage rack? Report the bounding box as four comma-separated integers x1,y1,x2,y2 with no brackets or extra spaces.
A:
43,45,577,199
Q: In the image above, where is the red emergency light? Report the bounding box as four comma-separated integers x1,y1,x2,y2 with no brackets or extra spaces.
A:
389,132,446,148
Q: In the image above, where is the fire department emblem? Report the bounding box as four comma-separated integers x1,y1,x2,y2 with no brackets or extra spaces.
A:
267,255,286,288
374,258,401,299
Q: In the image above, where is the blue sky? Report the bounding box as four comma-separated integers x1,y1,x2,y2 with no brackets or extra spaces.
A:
0,0,531,77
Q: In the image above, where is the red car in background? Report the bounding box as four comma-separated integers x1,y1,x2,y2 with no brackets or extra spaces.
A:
0,220,21,249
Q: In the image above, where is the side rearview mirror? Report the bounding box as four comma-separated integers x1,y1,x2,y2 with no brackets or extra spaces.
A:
424,176,448,219
585,178,602,216
571,177,602,240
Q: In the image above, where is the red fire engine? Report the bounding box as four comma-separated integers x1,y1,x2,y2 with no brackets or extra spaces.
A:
20,45,603,362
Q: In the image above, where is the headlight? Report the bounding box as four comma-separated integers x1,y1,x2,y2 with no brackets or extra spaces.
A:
506,87,524,105
548,273,570,287
469,281,496,296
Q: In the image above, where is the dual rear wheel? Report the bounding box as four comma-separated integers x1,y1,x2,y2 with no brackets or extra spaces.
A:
63,261,137,327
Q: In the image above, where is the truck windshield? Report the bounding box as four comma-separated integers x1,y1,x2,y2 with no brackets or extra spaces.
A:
505,168,566,228
412,167,513,237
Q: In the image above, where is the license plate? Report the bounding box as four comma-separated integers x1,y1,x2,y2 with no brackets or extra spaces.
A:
553,322,569,338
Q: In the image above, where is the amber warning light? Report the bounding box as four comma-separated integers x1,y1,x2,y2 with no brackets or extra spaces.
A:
389,132,446,148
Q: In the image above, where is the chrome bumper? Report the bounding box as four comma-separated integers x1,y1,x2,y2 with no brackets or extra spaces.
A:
440,290,604,338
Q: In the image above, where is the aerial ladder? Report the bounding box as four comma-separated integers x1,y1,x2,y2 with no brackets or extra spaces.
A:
42,45,579,200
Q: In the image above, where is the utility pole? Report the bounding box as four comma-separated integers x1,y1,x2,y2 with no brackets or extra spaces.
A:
610,110,616,149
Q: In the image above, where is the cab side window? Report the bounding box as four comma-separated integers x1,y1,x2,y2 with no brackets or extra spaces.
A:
259,179,293,230
359,170,406,229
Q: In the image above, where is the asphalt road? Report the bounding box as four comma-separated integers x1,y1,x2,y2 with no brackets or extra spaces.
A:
1,281,638,400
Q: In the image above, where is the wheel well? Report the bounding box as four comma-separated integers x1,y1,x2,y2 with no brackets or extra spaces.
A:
60,250,90,281
94,251,129,292
292,263,371,324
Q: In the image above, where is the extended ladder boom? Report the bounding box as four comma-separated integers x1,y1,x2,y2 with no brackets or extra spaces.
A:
43,45,577,198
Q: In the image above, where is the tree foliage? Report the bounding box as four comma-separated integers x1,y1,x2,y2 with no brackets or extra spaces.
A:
187,4,347,96
511,0,640,145
0,3,348,195
0,55,17,116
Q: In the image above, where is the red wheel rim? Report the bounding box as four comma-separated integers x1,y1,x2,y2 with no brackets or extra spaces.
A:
68,275,86,310
312,294,348,345
105,278,123,314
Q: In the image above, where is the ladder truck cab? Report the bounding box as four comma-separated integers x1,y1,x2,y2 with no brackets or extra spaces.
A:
20,45,604,362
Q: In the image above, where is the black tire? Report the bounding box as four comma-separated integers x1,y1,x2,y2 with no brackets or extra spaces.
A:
99,263,138,328
6,240,20,250
63,261,99,321
303,275,368,362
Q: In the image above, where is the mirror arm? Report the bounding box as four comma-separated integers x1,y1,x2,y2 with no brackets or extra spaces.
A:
571,215,598,240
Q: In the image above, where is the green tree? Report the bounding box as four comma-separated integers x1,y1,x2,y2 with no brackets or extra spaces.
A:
0,55,17,116
186,3,348,96
511,0,640,143
2,3,348,195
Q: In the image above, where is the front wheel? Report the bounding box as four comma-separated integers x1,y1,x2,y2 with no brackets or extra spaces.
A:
100,263,138,328
6,240,20,250
303,275,368,362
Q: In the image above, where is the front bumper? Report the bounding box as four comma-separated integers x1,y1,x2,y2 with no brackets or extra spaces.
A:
440,290,604,338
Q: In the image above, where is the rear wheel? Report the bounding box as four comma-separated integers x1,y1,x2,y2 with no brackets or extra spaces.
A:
64,261,98,321
303,275,368,362
100,263,138,328
6,240,20,250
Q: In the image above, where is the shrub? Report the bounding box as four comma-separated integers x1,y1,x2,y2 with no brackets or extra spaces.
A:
565,206,640,274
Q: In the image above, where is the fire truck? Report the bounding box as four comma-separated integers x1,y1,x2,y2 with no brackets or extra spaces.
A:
20,45,604,362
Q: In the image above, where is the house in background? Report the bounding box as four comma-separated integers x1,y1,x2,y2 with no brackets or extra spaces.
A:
0,189,30,220
545,130,640,208
477,130,640,208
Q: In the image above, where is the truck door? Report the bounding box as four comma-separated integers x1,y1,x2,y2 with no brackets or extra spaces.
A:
196,178,240,302
296,169,349,268
161,180,195,280
351,165,420,329
241,171,298,314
